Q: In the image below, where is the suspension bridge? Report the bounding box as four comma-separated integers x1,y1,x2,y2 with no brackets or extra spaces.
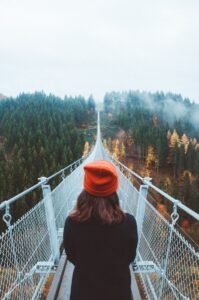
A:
0,113,198,300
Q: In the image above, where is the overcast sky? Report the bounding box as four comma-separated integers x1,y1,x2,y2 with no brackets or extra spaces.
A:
0,0,199,102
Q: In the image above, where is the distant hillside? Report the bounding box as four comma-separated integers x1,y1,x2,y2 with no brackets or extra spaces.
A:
0,93,7,100
0,92,96,223
104,90,199,137
103,90,199,214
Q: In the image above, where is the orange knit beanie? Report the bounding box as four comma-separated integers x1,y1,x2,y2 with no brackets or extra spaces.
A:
83,160,118,197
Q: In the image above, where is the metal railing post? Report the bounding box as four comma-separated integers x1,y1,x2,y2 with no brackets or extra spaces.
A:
136,182,149,237
39,178,60,265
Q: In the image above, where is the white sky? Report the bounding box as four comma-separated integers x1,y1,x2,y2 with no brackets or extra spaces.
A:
0,0,199,102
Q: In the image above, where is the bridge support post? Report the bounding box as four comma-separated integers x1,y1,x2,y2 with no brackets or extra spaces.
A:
136,178,151,238
40,178,60,265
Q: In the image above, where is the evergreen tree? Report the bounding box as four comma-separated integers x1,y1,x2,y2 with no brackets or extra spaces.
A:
87,96,96,113
177,144,185,176
0,92,92,221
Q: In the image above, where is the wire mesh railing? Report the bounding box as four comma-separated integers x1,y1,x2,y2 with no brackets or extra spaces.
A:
0,195,52,300
0,157,84,300
110,154,199,300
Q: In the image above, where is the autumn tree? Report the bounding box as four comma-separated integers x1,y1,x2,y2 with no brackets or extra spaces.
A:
146,145,156,171
180,133,189,154
120,142,126,158
83,142,90,158
112,139,120,160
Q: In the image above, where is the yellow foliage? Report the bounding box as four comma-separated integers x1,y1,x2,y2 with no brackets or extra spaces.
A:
191,137,197,146
167,129,180,164
146,145,156,169
180,133,189,154
103,139,107,149
169,129,180,147
121,142,126,158
112,139,120,160
127,162,133,170
83,141,90,158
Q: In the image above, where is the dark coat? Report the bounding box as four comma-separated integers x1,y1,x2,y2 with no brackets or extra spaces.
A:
63,213,138,300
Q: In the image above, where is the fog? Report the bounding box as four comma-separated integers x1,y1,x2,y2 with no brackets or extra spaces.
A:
141,92,199,128
0,0,199,103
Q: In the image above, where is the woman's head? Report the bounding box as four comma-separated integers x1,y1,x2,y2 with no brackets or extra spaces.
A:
69,160,125,224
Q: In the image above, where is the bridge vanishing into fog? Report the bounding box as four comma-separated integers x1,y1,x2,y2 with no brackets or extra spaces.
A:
0,113,198,300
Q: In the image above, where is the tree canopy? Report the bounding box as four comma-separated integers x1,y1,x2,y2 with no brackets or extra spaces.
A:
0,92,95,211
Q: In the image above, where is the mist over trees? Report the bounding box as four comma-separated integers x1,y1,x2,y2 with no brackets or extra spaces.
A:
103,90,199,212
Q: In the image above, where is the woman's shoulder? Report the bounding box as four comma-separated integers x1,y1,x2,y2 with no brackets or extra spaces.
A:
124,213,137,226
64,215,75,228
64,215,81,233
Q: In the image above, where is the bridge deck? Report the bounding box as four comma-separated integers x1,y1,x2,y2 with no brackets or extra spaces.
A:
46,253,73,300
47,252,141,300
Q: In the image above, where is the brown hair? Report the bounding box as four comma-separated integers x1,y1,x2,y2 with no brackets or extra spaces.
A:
69,190,126,224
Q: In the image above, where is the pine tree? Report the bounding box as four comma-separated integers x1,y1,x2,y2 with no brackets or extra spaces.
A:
193,148,199,176
168,129,180,177
186,143,195,172
87,96,96,113
183,172,191,207
177,144,185,176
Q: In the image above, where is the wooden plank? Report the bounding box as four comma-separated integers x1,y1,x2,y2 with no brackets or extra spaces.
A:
47,253,67,300
57,261,74,300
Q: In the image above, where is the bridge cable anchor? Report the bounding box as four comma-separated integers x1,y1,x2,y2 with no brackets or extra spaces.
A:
2,202,12,228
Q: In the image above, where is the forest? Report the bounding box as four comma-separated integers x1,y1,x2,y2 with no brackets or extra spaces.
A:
0,90,198,234
0,92,95,222
102,90,199,215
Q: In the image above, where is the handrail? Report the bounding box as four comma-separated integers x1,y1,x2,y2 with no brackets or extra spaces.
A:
145,180,199,221
0,157,84,211
111,155,199,222
111,155,143,181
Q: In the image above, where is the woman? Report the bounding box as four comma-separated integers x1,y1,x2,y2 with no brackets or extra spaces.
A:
63,160,138,300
